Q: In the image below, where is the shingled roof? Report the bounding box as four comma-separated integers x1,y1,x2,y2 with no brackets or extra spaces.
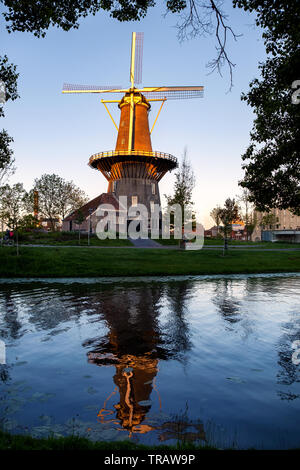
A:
63,193,122,222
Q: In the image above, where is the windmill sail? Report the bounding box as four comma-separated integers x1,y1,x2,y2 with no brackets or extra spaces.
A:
63,34,204,151
141,86,204,100
134,32,144,84
62,84,123,93
143,90,204,100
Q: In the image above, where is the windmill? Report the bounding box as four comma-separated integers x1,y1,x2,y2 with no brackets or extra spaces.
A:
62,32,204,226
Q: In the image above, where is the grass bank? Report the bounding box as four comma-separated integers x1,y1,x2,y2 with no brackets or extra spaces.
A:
0,430,216,451
1,430,300,451
2,231,132,247
0,246,299,277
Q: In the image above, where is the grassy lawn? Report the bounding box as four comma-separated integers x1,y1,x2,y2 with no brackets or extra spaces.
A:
155,237,300,249
0,246,299,277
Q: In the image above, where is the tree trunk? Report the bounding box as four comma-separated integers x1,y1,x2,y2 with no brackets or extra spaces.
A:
245,201,249,241
223,227,228,256
50,217,55,232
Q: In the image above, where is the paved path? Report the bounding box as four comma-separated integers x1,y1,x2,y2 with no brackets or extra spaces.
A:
202,246,300,252
128,238,163,248
206,244,299,249
7,243,300,252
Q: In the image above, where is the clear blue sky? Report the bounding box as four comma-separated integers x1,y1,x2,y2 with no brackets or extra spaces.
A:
1,2,266,228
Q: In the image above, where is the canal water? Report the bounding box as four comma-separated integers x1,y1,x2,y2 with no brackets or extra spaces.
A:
0,274,299,449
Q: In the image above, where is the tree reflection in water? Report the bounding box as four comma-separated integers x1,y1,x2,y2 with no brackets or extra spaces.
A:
276,318,300,400
212,277,300,401
212,279,255,341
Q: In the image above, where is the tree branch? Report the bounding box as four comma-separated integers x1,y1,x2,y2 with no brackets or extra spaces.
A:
175,0,241,90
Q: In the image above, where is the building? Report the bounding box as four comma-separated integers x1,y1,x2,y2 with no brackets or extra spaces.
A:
62,193,126,233
205,222,248,240
252,209,300,243
40,218,61,231
86,91,177,230
204,226,219,238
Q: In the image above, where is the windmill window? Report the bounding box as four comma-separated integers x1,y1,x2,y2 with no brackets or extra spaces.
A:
132,196,138,207
112,181,116,192
121,138,125,145
150,200,155,213
151,183,155,195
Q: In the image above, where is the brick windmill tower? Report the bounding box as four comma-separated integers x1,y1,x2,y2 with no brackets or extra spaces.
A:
62,33,204,230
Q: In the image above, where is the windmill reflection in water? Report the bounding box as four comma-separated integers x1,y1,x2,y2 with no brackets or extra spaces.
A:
84,282,207,443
